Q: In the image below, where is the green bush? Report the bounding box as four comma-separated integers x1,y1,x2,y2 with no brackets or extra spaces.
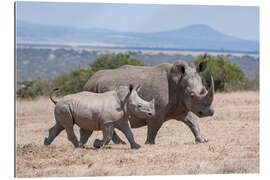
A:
194,54,247,92
52,53,144,96
244,72,259,90
16,53,144,98
90,53,143,72
16,80,51,99
52,68,94,96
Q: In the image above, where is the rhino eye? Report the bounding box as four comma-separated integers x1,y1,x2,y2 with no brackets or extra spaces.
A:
138,104,142,108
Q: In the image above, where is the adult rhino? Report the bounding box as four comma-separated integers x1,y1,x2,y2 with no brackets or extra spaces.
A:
83,60,214,145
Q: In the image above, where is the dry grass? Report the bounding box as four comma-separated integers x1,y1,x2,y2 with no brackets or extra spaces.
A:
15,91,259,177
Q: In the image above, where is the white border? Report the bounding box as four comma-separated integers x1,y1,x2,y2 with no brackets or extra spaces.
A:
2,0,268,180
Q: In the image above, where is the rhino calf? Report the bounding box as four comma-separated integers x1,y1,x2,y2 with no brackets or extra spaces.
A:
44,85,155,149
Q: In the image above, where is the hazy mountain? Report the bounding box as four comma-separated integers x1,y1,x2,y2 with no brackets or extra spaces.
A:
16,20,259,53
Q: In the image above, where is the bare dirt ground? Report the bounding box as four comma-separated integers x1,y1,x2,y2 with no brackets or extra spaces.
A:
15,91,259,177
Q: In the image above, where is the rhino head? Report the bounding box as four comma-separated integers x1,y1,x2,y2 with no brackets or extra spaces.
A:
170,61,214,117
117,84,155,119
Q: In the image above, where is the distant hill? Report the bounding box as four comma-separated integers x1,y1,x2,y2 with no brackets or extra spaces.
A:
16,20,259,53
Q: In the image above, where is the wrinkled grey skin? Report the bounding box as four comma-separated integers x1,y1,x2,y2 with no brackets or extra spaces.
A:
83,60,214,145
44,85,155,149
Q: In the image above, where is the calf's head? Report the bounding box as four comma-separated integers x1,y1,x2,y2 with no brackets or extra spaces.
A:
170,61,214,117
117,85,155,119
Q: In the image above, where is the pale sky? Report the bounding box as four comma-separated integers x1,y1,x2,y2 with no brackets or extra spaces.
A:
16,2,259,41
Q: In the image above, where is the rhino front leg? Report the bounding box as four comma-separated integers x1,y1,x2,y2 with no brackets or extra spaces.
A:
66,127,80,148
116,121,141,149
145,118,163,144
111,130,126,144
179,111,208,143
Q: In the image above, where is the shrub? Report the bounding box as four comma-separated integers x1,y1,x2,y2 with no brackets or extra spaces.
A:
52,53,144,95
52,68,94,96
90,53,143,72
194,54,247,92
16,80,51,99
16,53,144,98
244,72,259,90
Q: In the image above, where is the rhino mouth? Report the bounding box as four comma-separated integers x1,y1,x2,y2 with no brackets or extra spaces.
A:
198,109,214,117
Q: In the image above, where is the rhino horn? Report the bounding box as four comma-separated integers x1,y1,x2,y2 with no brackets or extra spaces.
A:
204,75,214,105
150,98,155,105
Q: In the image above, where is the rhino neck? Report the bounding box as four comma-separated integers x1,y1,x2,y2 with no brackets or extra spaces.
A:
120,100,130,118
166,77,186,117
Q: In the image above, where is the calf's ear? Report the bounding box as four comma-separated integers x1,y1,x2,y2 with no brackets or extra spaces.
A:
135,84,142,92
197,61,207,73
129,84,134,93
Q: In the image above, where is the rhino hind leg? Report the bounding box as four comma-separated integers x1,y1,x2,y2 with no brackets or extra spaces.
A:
94,123,114,149
65,127,79,148
44,123,64,146
112,131,126,144
79,128,93,148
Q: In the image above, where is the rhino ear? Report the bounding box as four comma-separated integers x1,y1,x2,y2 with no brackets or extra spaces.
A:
176,63,185,75
129,84,134,93
171,61,186,84
135,84,142,92
197,61,207,73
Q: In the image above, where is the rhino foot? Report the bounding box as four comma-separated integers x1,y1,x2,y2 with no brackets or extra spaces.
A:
119,141,126,145
93,139,103,149
195,137,208,143
112,131,126,144
113,138,126,145
44,137,51,146
131,143,141,149
145,140,155,145
79,142,86,148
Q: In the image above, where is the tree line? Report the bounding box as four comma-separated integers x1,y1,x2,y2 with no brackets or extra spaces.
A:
16,53,259,99
17,48,259,81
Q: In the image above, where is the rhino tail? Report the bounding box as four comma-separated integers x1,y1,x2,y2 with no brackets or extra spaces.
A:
49,88,59,105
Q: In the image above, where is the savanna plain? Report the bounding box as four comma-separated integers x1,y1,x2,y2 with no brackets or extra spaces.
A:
16,91,259,177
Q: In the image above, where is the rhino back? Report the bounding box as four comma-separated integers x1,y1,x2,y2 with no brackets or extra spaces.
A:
60,91,123,130
83,64,173,128
84,64,171,109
